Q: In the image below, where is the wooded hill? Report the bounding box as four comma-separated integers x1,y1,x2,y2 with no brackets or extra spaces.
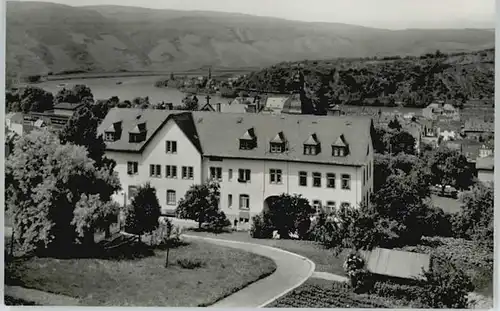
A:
233,49,494,112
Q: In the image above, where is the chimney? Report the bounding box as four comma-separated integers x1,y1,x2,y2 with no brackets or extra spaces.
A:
216,103,221,112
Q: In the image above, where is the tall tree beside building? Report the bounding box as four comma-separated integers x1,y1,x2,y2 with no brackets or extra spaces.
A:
59,105,109,168
124,183,161,239
176,180,222,229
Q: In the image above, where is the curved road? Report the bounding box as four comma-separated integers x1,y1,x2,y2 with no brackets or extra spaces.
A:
183,234,315,308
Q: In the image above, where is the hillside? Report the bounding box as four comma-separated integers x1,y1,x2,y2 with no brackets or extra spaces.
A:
6,2,495,79
234,49,495,112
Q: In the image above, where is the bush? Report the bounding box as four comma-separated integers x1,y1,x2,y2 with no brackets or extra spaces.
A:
422,206,453,237
177,258,205,269
250,214,273,239
371,281,426,304
205,211,231,233
421,255,474,308
343,252,372,293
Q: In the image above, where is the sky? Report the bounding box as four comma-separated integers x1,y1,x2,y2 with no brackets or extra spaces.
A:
16,0,496,29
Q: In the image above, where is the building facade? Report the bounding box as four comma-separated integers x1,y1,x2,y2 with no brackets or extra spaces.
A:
98,109,374,228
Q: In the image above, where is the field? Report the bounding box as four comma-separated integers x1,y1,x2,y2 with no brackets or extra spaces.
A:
5,240,276,306
186,230,348,276
266,279,403,308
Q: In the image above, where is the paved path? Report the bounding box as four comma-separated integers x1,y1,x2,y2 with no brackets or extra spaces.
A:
183,234,315,308
4,286,80,306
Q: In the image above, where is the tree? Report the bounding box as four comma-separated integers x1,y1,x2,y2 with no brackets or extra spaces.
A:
372,126,388,154
369,170,431,246
388,117,402,130
176,180,221,229
5,130,121,255
59,105,109,168
452,183,493,248
262,194,314,239
181,95,199,111
55,84,94,104
124,183,161,238
132,96,150,108
18,86,54,113
385,130,416,155
426,147,474,194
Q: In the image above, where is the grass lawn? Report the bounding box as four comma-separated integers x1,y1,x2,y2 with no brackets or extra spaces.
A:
187,231,348,276
5,240,276,307
266,278,405,308
429,195,462,214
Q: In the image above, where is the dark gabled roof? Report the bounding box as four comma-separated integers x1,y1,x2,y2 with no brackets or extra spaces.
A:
240,128,256,140
361,248,430,281
97,108,201,153
98,109,372,166
304,133,320,145
192,112,372,166
332,135,347,147
53,102,84,111
270,132,286,143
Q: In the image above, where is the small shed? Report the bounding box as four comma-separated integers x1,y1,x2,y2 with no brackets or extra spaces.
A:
360,248,431,282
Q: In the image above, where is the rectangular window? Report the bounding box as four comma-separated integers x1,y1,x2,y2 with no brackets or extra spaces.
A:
128,185,138,199
341,174,351,190
166,141,177,153
326,201,336,213
210,167,222,181
166,190,176,205
105,132,114,142
238,169,251,182
270,143,283,153
166,165,177,178
333,147,339,156
228,194,233,208
304,145,317,155
270,169,282,184
313,200,322,214
299,171,307,186
326,173,336,188
182,166,193,179
228,169,233,181
239,194,249,209
127,161,138,175
313,172,321,188
150,164,161,177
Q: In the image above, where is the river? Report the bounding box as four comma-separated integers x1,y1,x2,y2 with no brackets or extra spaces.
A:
37,75,231,106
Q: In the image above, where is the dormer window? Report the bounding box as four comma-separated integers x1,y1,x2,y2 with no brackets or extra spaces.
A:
304,133,321,155
332,135,349,157
270,131,286,153
129,122,147,143
104,121,122,142
240,127,257,150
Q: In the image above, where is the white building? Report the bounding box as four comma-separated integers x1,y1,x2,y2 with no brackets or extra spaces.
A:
98,108,374,228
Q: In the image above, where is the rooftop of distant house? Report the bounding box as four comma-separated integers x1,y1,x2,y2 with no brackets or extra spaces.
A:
53,102,85,111
464,119,494,132
476,156,494,171
98,108,373,166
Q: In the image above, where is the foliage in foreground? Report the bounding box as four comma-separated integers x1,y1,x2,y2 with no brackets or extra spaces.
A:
5,130,121,255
